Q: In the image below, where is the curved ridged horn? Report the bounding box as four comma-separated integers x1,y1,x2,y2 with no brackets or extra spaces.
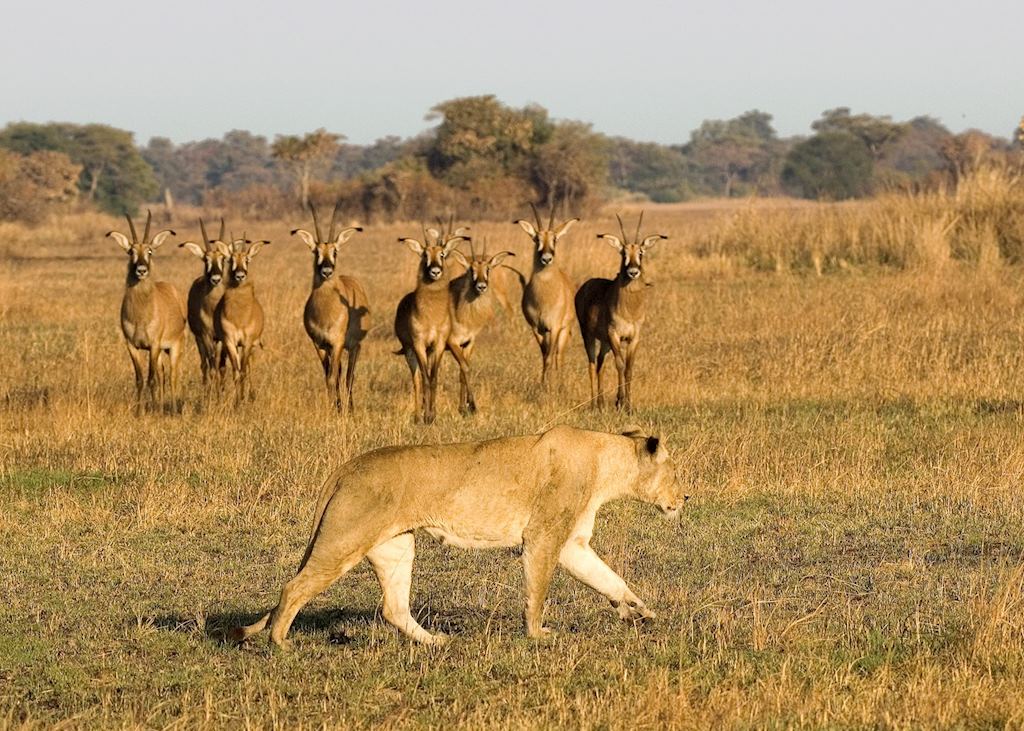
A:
548,199,556,230
329,200,340,242
143,209,152,244
126,214,138,244
310,203,323,243
528,202,542,231
218,217,226,243
199,218,209,247
448,213,455,238
616,213,628,242
634,210,644,244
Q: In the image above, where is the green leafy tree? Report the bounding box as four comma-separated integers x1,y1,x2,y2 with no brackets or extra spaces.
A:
681,110,784,197
0,122,157,214
529,121,608,210
608,138,693,202
782,132,874,199
424,95,535,187
272,128,343,209
812,108,905,160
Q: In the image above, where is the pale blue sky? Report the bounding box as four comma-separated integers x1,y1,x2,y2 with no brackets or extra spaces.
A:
2,0,1019,145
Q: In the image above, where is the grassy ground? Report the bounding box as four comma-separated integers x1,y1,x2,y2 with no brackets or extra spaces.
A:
2,203,1024,729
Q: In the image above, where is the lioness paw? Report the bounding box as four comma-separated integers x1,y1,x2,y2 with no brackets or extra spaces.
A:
613,599,656,623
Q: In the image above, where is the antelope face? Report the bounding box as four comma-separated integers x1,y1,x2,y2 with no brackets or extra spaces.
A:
203,246,230,285
598,219,668,284
400,233,468,284
291,220,362,282
315,244,338,280
469,251,515,294
226,240,270,285
514,216,579,269
107,212,174,282
422,243,449,282
129,244,154,279
621,243,645,281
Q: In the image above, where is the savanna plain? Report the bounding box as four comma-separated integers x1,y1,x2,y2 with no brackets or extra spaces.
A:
3,179,1024,729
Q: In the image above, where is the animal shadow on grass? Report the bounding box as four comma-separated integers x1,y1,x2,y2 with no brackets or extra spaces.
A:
152,608,369,647
150,605,481,648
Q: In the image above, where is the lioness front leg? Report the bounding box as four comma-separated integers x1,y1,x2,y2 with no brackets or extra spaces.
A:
558,538,655,623
367,532,447,646
521,538,562,638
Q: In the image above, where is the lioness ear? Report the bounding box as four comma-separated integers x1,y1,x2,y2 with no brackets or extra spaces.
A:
645,436,660,456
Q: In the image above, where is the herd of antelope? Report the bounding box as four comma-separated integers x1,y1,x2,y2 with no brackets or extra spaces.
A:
106,205,668,421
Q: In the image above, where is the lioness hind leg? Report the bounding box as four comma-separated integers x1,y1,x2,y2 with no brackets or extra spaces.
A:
367,532,446,646
558,539,655,622
268,551,367,648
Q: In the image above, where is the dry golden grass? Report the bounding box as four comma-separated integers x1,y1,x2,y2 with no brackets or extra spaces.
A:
3,178,1024,729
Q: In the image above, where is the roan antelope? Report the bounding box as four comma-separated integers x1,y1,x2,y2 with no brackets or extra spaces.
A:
291,204,370,412
106,211,185,414
215,235,271,404
513,204,579,387
575,212,667,411
179,218,231,389
447,238,515,410
393,225,475,423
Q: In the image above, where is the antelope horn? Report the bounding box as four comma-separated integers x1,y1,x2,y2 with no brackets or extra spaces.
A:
143,209,152,244
329,200,340,242
448,213,455,238
634,210,644,244
548,199,556,230
616,213,628,242
310,203,323,243
199,218,209,247
529,202,542,231
218,217,226,243
469,235,476,259
126,214,138,244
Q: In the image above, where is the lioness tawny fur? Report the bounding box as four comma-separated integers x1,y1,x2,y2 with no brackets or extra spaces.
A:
231,425,687,649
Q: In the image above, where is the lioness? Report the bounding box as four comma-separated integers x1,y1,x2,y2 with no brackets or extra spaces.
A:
231,425,686,648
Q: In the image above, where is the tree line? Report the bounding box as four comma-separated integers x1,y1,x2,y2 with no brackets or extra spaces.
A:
1,96,1021,222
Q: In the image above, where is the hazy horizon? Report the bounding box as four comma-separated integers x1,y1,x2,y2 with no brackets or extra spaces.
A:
3,0,1020,146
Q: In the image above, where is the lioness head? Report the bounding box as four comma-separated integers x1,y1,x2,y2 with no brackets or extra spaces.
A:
622,428,687,518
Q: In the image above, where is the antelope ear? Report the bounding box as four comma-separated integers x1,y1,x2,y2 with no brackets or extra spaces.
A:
641,234,668,250
335,226,363,245
107,231,131,252
453,226,471,237
150,230,176,249
425,227,442,243
443,235,468,254
212,240,232,257
554,218,579,239
400,237,424,255
599,234,624,252
291,228,317,250
246,240,270,259
488,251,515,268
514,219,537,238
449,250,469,268
179,241,206,258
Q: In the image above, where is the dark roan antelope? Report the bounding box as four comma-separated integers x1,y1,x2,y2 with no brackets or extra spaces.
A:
106,210,185,414
575,212,667,411
291,204,370,412
179,218,231,389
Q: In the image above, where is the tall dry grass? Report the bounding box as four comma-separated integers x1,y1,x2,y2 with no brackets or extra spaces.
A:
2,172,1024,729
695,167,1024,273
